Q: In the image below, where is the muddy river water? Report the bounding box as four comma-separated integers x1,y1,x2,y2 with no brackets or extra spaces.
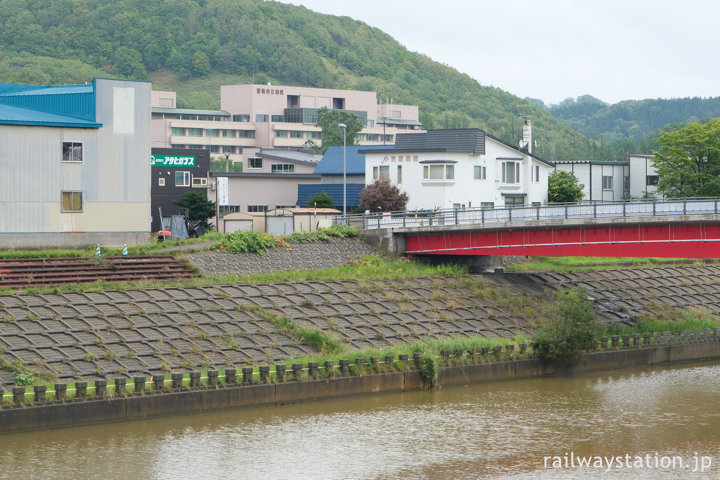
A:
1,361,719,479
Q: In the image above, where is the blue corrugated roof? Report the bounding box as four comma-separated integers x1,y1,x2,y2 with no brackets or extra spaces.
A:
297,183,366,208
0,81,99,128
314,145,391,175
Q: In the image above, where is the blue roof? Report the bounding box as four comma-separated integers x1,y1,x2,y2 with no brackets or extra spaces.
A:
297,183,366,208
0,81,100,128
314,145,391,175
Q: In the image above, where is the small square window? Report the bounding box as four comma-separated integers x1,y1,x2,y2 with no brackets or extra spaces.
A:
175,171,190,186
248,157,262,169
62,142,82,162
158,177,165,186
61,191,82,212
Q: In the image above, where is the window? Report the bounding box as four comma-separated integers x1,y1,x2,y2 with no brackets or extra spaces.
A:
274,130,288,138
171,127,185,136
218,205,240,218
271,164,295,173
397,166,402,184
310,131,321,139
365,134,378,141
247,205,268,212
504,195,525,208
422,164,454,181
238,130,254,138
233,114,250,122
532,165,540,183
474,165,486,180
62,142,82,162
481,202,495,210
158,177,165,187
223,146,235,154
382,135,393,142
192,176,208,187
646,175,659,186
222,129,235,137
271,115,285,122
175,171,190,186
453,203,465,210
602,175,613,190
61,191,82,212
248,157,262,169
290,130,303,138
501,161,520,184
256,114,269,122
373,165,390,181
205,129,218,137
207,145,220,153
187,128,202,137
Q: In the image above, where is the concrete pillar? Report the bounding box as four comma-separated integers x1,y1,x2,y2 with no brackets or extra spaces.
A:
621,334,630,348
133,376,146,396
599,337,608,349
34,385,47,404
611,335,619,348
481,347,490,357
519,344,527,355
356,357,367,374
189,371,201,389
505,345,515,356
493,345,503,359
171,373,184,391
152,375,165,392
665,331,672,345
324,361,334,377
207,370,219,388
54,384,67,403
275,364,286,383
383,355,394,369
632,334,640,348
370,357,380,373
695,329,702,344
95,380,107,399
412,353,420,369
704,328,712,343
114,378,127,397
308,362,319,379
12,386,25,406
225,368,237,386
75,381,88,400
241,367,253,384
259,366,270,384
673,331,681,345
339,359,350,376
643,333,651,346
292,363,303,380
715,327,720,342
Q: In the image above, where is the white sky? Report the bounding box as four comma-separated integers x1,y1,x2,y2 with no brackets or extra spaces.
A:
280,0,720,105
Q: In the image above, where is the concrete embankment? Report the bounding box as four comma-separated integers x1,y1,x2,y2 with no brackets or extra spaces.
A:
2,331,719,434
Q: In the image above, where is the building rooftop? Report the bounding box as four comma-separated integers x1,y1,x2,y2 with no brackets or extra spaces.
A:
315,145,392,175
0,81,101,128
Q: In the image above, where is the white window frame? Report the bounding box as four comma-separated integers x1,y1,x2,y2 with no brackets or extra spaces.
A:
62,142,83,163
192,176,208,187
501,161,520,184
422,163,455,181
532,165,540,183
175,171,190,187
373,165,390,181
61,191,83,212
474,165,486,180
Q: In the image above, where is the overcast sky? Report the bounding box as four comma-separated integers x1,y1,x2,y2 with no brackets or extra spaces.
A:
280,0,720,105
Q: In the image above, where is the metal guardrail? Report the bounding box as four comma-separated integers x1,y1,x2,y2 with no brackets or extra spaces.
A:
335,198,720,230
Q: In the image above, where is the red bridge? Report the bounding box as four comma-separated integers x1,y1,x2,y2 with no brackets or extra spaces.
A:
351,198,720,259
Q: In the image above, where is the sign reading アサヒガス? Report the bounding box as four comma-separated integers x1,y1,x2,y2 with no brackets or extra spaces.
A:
151,155,196,167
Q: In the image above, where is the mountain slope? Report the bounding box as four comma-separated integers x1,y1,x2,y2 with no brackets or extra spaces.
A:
0,0,604,161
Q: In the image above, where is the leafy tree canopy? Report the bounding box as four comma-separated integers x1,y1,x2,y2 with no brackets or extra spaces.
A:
548,171,584,203
653,118,720,198
358,180,408,212
210,156,243,173
315,107,363,154
171,191,216,230
307,191,335,208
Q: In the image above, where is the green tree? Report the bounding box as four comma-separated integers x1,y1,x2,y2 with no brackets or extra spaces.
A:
191,51,211,77
307,191,335,208
111,46,147,80
210,156,243,173
171,191,216,232
531,287,603,364
548,170,584,203
315,107,363,154
653,119,720,198
358,180,408,212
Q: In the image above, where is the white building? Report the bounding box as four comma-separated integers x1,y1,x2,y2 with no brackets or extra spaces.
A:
0,78,152,249
628,154,661,198
362,125,554,211
553,161,629,202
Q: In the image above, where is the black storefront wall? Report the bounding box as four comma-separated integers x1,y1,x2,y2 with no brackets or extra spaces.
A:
150,148,210,233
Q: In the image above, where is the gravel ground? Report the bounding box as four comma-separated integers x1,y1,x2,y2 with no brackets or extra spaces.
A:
183,238,381,276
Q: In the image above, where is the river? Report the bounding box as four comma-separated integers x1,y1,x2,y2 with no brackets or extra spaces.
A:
1,361,719,479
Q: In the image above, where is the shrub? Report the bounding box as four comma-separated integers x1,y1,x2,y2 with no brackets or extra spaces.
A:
531,287,602,364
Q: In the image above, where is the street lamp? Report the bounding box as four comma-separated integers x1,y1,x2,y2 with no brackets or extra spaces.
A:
338,123,347,220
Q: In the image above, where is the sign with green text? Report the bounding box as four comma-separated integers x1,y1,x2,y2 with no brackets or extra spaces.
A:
151,154,196,167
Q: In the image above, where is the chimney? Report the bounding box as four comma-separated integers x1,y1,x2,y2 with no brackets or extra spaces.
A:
522,119,532,153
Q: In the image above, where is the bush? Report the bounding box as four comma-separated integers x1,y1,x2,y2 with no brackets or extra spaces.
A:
216,231,277,254
531,287,602,364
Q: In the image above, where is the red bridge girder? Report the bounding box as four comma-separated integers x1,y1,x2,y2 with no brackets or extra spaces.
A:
405,224,720,258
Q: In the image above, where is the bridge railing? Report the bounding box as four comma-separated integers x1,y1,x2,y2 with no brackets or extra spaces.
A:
336,197,720,230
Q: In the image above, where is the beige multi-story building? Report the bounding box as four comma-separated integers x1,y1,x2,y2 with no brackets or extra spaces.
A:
151,84,422,170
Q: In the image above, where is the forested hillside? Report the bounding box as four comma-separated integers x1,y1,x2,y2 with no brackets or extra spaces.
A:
0,0,630,161
546,95,720,147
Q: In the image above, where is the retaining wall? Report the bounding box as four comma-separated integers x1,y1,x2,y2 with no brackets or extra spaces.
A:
2,330,720,434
